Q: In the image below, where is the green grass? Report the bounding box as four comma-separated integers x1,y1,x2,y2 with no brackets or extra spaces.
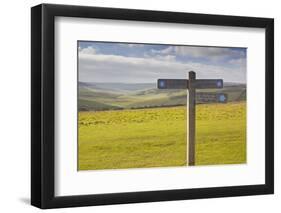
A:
78,102,246,170
79,107,187,170
195,102,246,165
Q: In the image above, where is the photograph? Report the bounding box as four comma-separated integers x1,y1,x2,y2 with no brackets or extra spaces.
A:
30,3,274,209
77,41,247,170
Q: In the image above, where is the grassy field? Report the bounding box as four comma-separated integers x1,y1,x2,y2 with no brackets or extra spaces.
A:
78,102,246,170
196,102,246,165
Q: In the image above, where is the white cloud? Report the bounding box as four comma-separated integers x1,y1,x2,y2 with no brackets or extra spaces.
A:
152,46,246,62
79,46,97,54
155,55,176,61
228,58,247,67
78,52,246,83
118,43,145,48
151,46,174,55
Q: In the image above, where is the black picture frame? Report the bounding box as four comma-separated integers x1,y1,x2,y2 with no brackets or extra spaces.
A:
31,3,274,209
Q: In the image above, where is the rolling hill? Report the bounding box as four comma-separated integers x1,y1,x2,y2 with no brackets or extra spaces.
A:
78,82,246,111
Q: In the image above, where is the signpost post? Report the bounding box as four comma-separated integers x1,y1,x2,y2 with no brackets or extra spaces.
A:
188,71,196,166
157,71,227,166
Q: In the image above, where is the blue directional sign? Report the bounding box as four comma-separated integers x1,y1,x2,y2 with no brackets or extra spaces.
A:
196,92,228,104
157,79,189,89
158,79,223,90
194,79,223,89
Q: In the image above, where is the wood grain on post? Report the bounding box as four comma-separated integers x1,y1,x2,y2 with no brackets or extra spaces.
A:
188,71,196,166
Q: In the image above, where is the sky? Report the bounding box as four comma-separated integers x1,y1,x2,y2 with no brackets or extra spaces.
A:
78,41,246,83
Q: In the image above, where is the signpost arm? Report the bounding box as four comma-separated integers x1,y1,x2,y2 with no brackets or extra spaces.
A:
188,71,196,166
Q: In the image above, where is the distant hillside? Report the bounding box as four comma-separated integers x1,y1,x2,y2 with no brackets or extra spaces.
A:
79,82,155,92
78,82,246,111
79,99,123,111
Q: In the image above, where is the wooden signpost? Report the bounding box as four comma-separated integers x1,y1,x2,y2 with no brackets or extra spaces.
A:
157,71,227,166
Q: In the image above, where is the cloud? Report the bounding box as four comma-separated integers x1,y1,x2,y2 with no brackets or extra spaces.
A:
151,46,246,62
175,46,244,58
151,46,174,55
79,52,188,83
228,58,247,67
118,43,145,48
154,54,176,61
78,51,246,83
79,46,97,54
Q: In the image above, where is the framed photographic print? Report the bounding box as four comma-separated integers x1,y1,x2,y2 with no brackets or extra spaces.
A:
31,3,274,209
